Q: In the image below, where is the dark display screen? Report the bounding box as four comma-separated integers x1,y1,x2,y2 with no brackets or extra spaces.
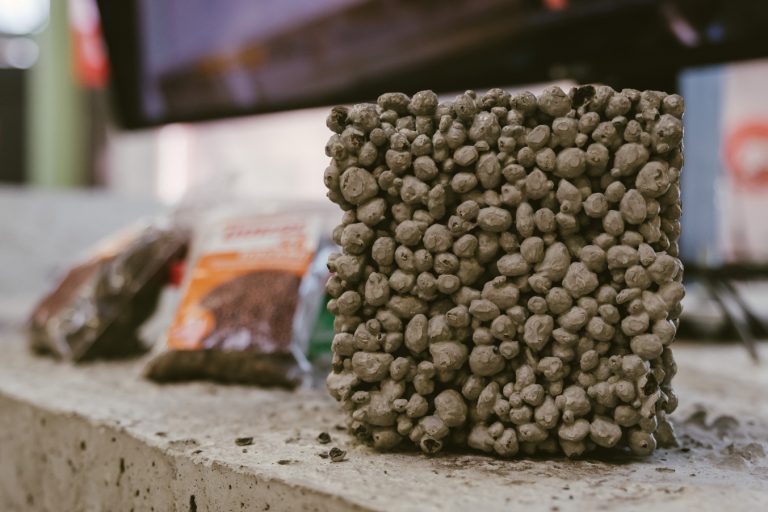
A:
98,0,527,127
134,0,359,123
98,0,768,128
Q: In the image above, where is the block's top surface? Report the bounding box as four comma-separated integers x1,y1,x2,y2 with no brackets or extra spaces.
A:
2,332,767,511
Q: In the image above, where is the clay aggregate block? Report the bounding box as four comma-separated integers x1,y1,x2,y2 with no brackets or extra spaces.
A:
323,85,684,457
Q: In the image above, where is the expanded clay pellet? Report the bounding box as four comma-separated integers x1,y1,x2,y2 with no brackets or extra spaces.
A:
323,85,684,458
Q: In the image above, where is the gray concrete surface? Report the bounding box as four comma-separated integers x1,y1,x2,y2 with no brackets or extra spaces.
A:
1,333,767,512
1,187,768,511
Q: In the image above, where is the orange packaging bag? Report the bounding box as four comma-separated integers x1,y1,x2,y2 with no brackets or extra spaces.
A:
145,211,330,388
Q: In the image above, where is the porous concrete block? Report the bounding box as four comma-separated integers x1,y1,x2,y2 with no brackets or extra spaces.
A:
323,86,684,456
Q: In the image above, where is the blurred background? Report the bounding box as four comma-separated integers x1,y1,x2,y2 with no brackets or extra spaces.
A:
2,0,768,352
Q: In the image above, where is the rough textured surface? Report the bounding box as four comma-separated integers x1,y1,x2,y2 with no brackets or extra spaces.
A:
1,333,767,511
323,87,684,456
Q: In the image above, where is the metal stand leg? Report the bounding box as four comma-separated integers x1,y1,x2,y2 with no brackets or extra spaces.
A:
705,278,760,362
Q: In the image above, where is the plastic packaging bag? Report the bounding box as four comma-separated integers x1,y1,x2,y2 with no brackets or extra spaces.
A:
144,209,333,388
28,221,187,361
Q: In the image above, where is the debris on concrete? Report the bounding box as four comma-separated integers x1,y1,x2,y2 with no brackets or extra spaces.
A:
329,447,347,462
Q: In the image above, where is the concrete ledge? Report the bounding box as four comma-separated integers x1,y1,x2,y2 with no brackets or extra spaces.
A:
2,332,768,512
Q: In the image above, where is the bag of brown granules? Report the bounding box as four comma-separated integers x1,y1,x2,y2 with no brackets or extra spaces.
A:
144,209,333,388
28,221,187,361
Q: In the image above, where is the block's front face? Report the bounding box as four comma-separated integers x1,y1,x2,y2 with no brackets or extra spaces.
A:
324,86,683,457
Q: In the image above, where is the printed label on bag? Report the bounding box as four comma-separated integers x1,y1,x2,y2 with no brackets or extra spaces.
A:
168,213,319,351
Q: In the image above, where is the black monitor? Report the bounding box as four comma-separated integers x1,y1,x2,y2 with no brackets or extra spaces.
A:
98,0,535,128
98,0,768,129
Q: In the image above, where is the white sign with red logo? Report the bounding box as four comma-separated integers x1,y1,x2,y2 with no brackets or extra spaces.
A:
720,60,768,262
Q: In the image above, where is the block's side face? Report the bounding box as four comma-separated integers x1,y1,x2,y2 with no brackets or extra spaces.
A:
323,86,684,457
